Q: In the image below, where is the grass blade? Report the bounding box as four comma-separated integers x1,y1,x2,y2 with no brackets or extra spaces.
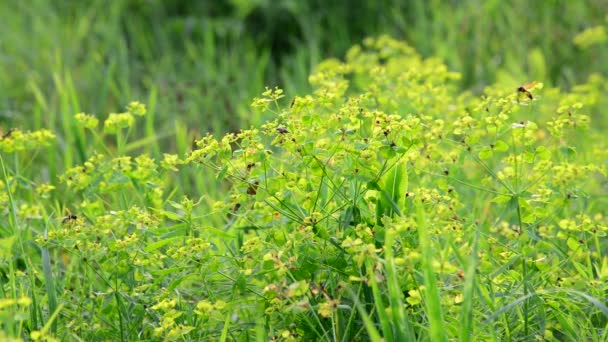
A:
349,288,383,342
366,260,394,341
385,228,415,340
41,245,58,333
459,228,479,342
219,311,231,342
415,202,447,342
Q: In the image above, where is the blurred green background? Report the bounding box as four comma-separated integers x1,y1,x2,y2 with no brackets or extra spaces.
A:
1,0,607,149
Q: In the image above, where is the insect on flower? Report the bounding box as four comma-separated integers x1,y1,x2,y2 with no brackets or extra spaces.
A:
517,81,537,100
246,180,259,195
62,209,78,224
1,128,16,139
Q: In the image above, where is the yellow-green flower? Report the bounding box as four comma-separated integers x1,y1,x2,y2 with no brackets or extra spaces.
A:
74,112,99,129
127,101,147,116
318,299,339,318
161,153,183,171
103,112,134,133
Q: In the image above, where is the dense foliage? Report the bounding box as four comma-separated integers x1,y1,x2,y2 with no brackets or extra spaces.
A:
1,1,607,138
1,36,607,341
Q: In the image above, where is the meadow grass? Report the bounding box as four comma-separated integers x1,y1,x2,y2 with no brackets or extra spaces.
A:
2,34,607,341
2,1,606,136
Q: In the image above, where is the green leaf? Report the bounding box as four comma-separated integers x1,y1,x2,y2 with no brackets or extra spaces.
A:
521,214,535,224
523,151,535,163
144,236,183,252
493,140,509,152
478,147,493,159
202,226,235,239
152,266,191,277
380,145,397,159
149,208,182,221
559,146,577,158
168,274,201,291
536,146,551,160
566,237,580,251
0,236,16,259
217,165,229,181
376,157,408,220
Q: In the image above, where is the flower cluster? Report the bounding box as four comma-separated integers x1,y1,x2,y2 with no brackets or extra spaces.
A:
0,128,55,153
183,35,608,339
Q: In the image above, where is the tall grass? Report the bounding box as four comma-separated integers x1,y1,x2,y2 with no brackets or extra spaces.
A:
2,1,606,133
0,3,607,340
2,1,606,200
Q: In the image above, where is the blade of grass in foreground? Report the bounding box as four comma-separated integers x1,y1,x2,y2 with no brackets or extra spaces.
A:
255,306,266,342
385,228,415,340
1,156,19,303
349,288,383,342
41,242,58,334
415,202,448,342
37,303,65,340
219,311,231,342
459,228,480,342
366,260,394,342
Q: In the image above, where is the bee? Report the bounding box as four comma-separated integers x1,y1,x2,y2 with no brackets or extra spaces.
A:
276,127,289,134
226,203,241,219
1,128,16,139
246,180,259,195
62,209,78,224
517,81,537,100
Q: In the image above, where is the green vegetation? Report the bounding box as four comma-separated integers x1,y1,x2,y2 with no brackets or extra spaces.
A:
1,1,607,341
2,1,607,136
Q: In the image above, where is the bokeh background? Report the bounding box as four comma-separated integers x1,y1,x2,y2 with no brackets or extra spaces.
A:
1,0,607,142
